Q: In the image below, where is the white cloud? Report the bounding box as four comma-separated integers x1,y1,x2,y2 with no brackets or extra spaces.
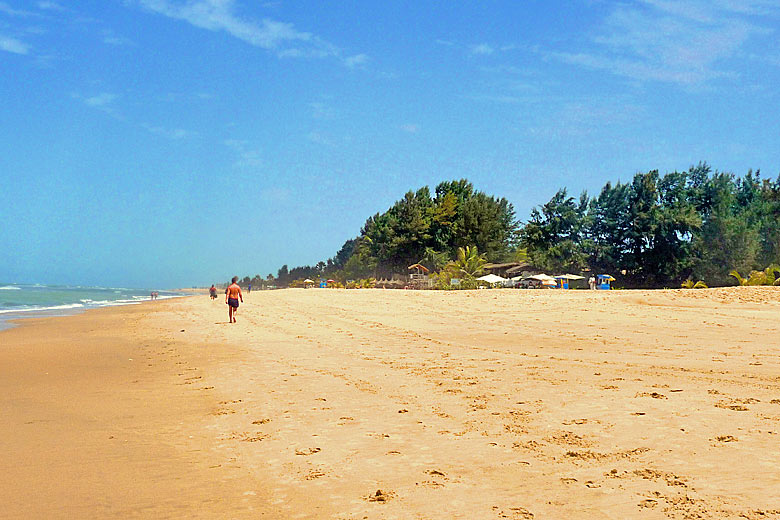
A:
224,139,263,167
143,124,192,139
309,102,335,120
0,34,29,54
37,1,64,11
0,2,36,17
102,30,133,46
73,92,123,118
471,43,494,56
84,92,117,107
344,53,368,68
307,131,332,146
551,0,779,86
136,0,341,60
401,124,419,133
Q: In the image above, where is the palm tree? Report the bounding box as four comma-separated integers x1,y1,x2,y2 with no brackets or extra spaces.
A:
446,246,487,279
765,263,780,285
729,270,748,286
730,264,780,286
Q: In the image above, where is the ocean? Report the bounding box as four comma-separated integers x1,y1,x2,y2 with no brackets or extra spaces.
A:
0,284,185,330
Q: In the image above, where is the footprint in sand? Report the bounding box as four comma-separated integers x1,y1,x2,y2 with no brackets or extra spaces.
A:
366,489,394,503
638,499,657,508
295,447,321,456
635,392,667,399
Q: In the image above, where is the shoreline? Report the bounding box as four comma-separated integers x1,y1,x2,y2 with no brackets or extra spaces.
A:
0,290,197,332
2,288,779,518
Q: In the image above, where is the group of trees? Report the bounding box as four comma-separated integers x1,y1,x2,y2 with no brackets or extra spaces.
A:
262,180,521,286
236,164,779,289
522,163,780,287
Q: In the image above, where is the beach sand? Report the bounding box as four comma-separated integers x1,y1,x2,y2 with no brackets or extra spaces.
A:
1,287,779,519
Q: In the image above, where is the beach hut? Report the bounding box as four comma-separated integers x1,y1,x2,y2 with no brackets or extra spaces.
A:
407,263,431,289
596,274,614,290
554,274,586,289
483,262,526,278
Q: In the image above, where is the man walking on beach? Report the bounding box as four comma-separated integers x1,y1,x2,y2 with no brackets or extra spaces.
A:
225,276,243,323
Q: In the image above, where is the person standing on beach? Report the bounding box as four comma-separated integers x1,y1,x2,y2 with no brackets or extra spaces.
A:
225,276,243,323
209,285,217,300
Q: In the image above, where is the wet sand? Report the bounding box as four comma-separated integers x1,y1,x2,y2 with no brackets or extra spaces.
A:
1,287,779,519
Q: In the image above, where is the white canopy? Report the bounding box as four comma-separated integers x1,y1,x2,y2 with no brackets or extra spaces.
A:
527,274,556,281
303,279,315,283
555,273,585,280
477,274,507,284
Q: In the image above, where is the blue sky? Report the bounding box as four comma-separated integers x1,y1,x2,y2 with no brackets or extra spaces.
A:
2,0,780,288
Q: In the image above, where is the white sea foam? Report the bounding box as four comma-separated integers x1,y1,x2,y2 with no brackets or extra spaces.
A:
0,286,21,290
0,303,84,314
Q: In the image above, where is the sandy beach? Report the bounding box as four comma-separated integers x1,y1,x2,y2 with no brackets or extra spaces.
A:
2,287,779,519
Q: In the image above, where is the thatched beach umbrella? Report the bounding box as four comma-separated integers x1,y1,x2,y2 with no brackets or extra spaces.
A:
407,263,429,274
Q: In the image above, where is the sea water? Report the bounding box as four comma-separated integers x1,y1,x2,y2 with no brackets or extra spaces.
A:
0,283,184,331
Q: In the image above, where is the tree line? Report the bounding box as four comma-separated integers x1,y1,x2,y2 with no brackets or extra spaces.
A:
523,163,780,287
238,163,780,289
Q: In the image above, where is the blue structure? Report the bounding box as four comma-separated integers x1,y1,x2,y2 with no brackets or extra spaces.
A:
555,277,569,289
596,274,613,290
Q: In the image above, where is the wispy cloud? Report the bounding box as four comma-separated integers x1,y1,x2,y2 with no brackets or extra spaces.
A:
224,139,263,167
72,91,123,118
0,34,29,54
306,131,332,146
401,124,419,134
0,2,37,17
102,29,133,46
550,0,779,86
83,92,117,107
36,1,64,11
344,53,368,68
309,101,336,120
142,123,193,140
73,91,195,138
471,43,494,56
527,98,648,139
136,0,357,64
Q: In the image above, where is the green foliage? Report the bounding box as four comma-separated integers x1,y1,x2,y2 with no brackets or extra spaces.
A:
445,246,487,280
729,270,748,286
523,163,779,288
729,264,780,286
255,166,780,289
521,188,588,272
333,180,517,278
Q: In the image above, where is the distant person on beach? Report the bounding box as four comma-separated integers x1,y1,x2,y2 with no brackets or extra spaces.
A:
209,285,217,300
247,283,251,293
225,276,243,323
